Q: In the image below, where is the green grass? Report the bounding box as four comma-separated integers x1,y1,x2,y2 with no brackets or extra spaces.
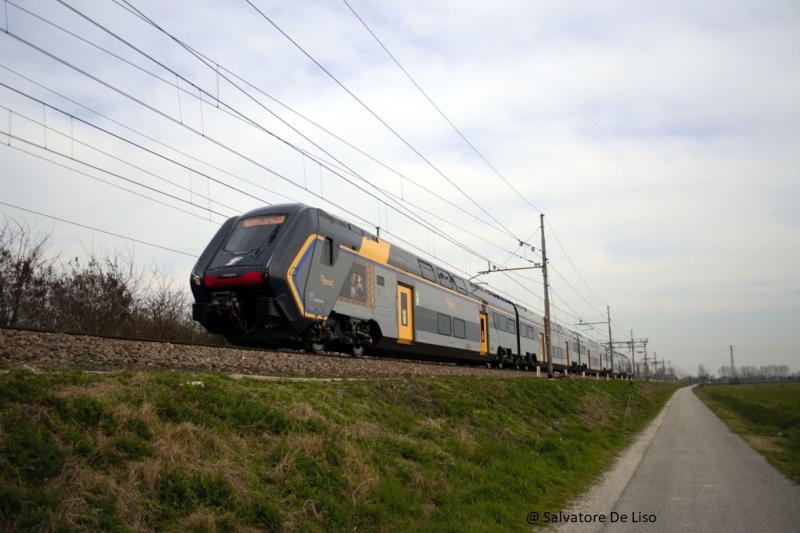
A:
694,382,800,484
0,369,680,532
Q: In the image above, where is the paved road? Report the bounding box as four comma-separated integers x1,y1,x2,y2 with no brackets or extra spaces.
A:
602,386,800,533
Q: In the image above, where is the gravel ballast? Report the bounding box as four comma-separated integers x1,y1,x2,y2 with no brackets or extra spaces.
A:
0,327,544,378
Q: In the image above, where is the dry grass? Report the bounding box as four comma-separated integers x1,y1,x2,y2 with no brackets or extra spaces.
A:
290,402,315,420
270,448,297,484
419,417,445,432
579,393,615,429
745,435,783,453
60,460,151,532
55,380,121,401
347,420,383,439
411,470,433,492
180,507,217,532
128,457,164,494
455,427,477,452
288,433,324,457
342,440,378,499
154,422,201,465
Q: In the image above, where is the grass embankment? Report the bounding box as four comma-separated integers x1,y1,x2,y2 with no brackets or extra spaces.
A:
0,370,679,532
694,382,800,484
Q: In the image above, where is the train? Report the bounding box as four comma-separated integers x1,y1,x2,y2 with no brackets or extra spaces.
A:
190,203,631,376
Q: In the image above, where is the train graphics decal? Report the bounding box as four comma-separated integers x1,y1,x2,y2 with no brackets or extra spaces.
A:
337,259,376,309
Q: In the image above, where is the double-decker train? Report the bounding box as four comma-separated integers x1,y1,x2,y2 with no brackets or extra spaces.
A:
190,203,630,375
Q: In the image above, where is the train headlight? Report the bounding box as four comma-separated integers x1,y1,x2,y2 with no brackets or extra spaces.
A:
192,273,202,286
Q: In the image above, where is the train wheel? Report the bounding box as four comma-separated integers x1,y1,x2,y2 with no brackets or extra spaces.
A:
486,361,492,369
352,345,365,357
307,341,325,354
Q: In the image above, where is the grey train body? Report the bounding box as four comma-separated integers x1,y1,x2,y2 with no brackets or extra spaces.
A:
191,203,631,375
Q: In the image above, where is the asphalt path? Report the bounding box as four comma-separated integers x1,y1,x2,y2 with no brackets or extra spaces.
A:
600,386,800,533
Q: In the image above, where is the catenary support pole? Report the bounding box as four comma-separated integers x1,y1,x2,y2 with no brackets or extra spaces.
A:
607,306,614,376
541,214,553,378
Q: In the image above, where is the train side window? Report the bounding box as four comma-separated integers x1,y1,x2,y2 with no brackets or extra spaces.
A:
509,320,515,335
492,312,498,328
436,268,453,289
320,237,334,266
438,314,452,336
453,276,467,295
419,261,436,282
453,318,466,339
527,326,534,339
499,316,507,332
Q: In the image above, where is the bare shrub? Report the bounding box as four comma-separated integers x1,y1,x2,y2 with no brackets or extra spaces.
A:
0,217,57,328
0,217,223,344
48,248,141,336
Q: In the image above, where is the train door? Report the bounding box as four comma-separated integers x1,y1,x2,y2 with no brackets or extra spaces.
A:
540,333,545,363
479,312,488,354
565,342,570,365
397,285,413,343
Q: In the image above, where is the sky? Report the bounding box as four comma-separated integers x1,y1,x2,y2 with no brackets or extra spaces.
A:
0,0,798,377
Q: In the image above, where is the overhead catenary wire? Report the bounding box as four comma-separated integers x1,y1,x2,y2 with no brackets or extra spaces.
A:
1,141,221,224
56,0,516,257
341,0,617,318
241,0,520,242
99,0,531,264
0,15,543,278
0,85,278,212
341,0,543,218
3,64,511,258
14,0,561,291
0,200,198,257
547,222,611,310
4,5,456,261
1,2,607,335
2,129,233,220
0,104,238,214
0,28,387,232
109,0,514,239
0,63,297,205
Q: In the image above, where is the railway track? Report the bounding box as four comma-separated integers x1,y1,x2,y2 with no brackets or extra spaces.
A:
0,326,555,379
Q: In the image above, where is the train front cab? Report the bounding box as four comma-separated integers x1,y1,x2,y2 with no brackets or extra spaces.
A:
190,204,323,345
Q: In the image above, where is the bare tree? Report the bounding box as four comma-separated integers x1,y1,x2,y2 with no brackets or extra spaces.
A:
48,248,141,336
0,217,57,328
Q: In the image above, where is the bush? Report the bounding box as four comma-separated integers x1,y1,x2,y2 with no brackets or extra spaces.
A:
0,216,222,344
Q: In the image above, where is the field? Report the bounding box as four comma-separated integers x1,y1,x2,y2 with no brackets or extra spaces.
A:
694,381,800,484
0,370,679,532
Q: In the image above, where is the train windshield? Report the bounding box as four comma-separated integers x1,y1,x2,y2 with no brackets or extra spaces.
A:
224,215,286,253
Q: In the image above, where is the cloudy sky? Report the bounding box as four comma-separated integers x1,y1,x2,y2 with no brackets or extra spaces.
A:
1,0,798,376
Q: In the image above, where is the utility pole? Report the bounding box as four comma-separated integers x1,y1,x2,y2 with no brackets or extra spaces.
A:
468,214,551,377
730,345,739,384
607,306,614,376
541,214,553,378
630,330,635,378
